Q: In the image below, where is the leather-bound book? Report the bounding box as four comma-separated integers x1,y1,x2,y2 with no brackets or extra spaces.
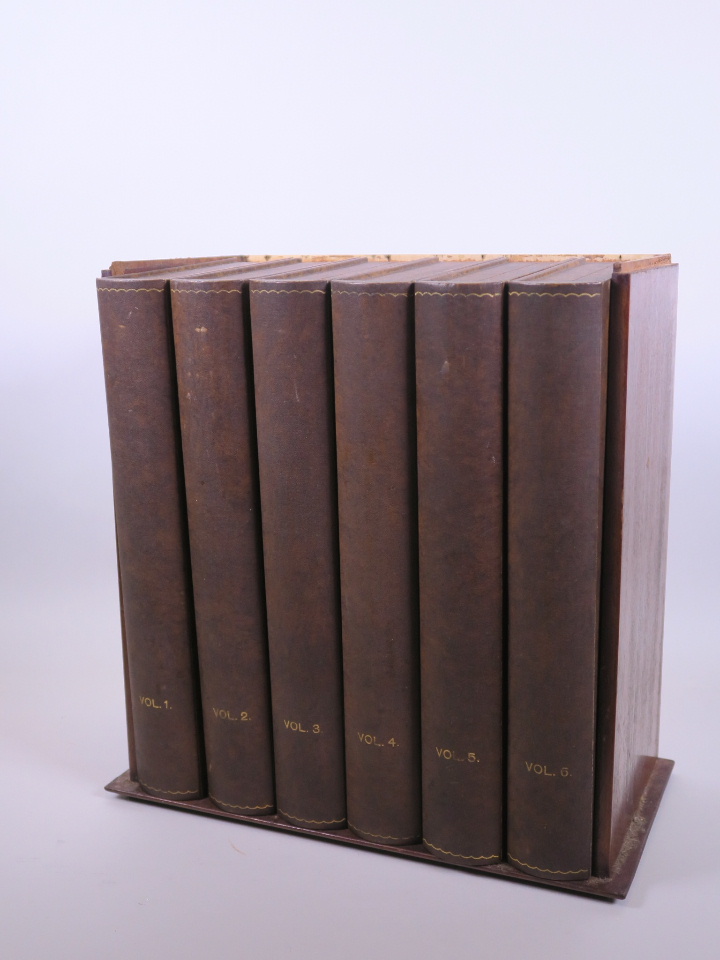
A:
97,256,269,800
332,258,490,846
415,257,578,867
171,259,373,815
249,258,432,831
506,260,613,880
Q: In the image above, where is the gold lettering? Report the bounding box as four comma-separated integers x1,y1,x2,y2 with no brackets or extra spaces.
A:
525,761,559,777
284,719,312,733
437,747,477,762
358,732,389,746
212,707,239,721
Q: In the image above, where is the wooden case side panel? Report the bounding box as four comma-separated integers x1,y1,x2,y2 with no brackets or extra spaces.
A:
595,265,678,875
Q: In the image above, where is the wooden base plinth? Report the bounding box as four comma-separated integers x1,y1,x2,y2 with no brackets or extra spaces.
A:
105,757,673,900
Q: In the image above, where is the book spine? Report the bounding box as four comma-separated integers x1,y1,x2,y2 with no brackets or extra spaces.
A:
415,282,504,866
170,280,275,815
249,281,346,830
97,278,204,800
506,279,610,880
331,281,421,846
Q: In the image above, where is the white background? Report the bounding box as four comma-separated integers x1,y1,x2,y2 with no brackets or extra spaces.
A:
1,1,719,957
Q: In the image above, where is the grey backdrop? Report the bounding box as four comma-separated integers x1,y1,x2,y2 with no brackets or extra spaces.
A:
1,1,718,957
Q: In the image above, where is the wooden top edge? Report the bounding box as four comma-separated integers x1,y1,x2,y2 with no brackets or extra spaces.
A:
242,254,672,263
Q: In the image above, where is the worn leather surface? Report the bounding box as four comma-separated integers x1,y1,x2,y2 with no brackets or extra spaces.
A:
250,259,431,831
416,274,505,866
170,264,298,814
415,260,565,866
173,258,368,817
416,259,582,867
506,263,612,880
98,272,209,800
98,257,267,801
332,260,490,846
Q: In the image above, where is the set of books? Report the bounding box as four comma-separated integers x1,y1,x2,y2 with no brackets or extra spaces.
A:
99,253,677,899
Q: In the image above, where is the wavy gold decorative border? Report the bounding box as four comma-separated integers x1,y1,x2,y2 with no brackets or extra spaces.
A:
172,288,243,295
98,287,165,294
509,291,600,298
423,839,500,861
209,795,273,811
416,291,500,299
347,821,418,843
278,808,345,826
333,290,407,298
507,853,587,875
251,288,325,296
138,780,200,797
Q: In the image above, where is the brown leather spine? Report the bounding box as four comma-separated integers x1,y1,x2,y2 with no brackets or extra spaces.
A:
249,279,347,830
332,280,422,845
507,276,611,880
170,277,276,815
97,277,204,800
594,264,678,875
415,280,505,866
246,260,439,830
